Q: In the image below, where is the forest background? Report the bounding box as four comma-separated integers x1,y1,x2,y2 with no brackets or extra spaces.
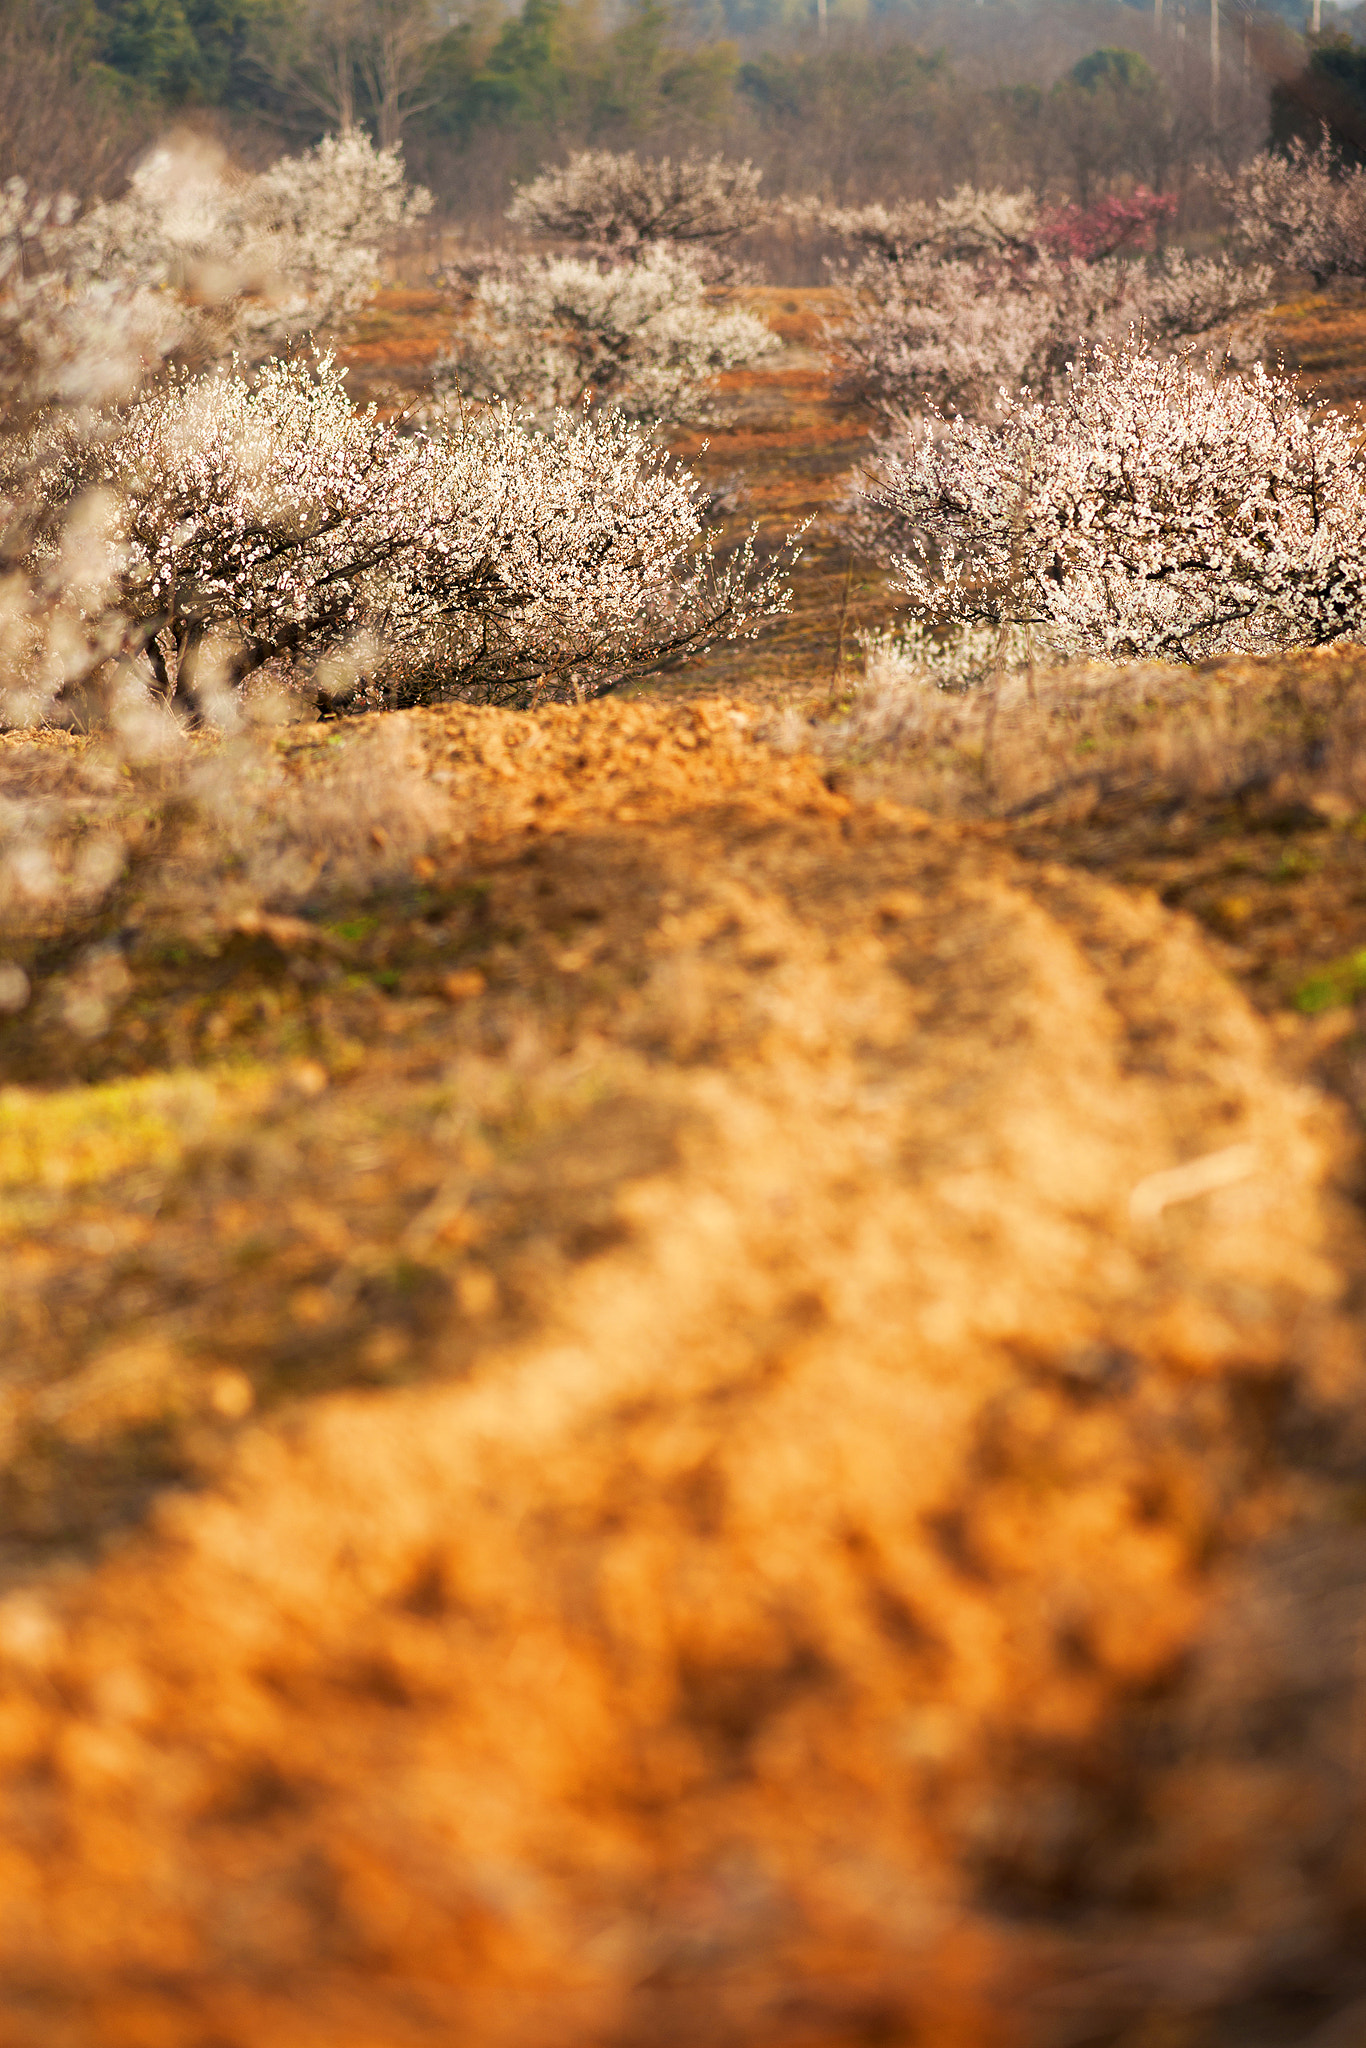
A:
13,0,1366,249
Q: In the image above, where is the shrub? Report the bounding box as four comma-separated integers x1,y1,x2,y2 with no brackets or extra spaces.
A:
789,185,1039,263
821,183,1270,428
10,135,767,729
865,337,1366,664
433,244,778,425
0,179,187,415
34,131,432,376
507,149,767,252
0,129,436,725
835,244,1271,429
14,353,794,722
1,128,429,423
1037,188,1176,262
1227,132,1366,286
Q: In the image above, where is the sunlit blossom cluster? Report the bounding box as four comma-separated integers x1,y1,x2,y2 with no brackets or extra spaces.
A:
787,185,1039,263
433,243,778,425
822,179,1271,428
1227,133,1366,286
866,338,1366,663
1,134,790,727
507,149,767,252
14,354,792,720
440,150,778,427
1,132,431,413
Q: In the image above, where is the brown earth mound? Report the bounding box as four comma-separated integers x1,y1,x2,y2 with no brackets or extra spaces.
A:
1,700,1365,2046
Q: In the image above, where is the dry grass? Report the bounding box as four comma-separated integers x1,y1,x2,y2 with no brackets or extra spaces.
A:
805,644,1366,1048
815,643,1366,825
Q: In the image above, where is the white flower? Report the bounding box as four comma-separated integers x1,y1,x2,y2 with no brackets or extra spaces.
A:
508,150,766,252
15,354,794,719
865,336,1366,664
1226,133,1366,286
435,244,777,426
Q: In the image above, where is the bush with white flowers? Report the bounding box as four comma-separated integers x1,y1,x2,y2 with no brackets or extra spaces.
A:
865,338,1366,663
1227,133,1366,287
0,130,435,722
813,183,1270,428
17,353,792,720
434,244,777,425
838,246,1271,427
508,150,767,253
4,130,431,405
789,185,1038,264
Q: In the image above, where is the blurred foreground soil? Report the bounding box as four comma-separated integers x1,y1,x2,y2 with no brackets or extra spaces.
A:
2,697,1366,2046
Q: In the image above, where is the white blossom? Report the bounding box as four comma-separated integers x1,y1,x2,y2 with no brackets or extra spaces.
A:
833,238,1271,428
16,353,794,719
434,244,777,426
508,150,767,253
0,133,435,724
865,337,1366,664
1226,132,1366,286
1,131,431,414
789,185,1039,263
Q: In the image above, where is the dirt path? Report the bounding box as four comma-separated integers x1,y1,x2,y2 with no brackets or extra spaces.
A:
2,700,1365,2046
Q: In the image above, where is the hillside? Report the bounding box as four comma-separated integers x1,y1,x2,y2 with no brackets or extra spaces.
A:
3,292,1366,2045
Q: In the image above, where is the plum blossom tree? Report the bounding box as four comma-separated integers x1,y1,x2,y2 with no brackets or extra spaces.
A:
1227,133,1366,286
507,150,767,253
836,245,1272,427
0,132,433,725
864,338,1366,664
441,148,777,428
1037,189,1176,263
811,183,1270,429
433,244,778,426
1,134,791,727
19,130,432,383
16,354,794,720
786,186,1038,264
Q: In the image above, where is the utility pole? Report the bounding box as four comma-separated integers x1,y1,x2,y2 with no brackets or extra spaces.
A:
816,0,826,35
1311,0,1322,34
1210,0,1220,127
1155,0,1162,29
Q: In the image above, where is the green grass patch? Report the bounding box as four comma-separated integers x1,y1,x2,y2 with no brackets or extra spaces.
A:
1293,949,1366,1014
0,1068,274,1200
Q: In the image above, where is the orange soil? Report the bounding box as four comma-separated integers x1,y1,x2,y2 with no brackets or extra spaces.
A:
0,700,1364,2045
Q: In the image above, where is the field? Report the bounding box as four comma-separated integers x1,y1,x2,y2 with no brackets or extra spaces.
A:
3,286,1366,2045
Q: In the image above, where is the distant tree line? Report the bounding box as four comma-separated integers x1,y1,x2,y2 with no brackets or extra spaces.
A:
4,0,1357,229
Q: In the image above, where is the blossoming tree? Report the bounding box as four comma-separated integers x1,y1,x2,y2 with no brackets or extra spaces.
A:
812,183,1271,427
865,338,1366,663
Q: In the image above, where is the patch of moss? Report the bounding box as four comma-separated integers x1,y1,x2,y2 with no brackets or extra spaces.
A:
0,1068,273,1201
1293,949,1366,1014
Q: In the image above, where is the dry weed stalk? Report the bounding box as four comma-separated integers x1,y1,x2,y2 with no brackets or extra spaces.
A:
821,642,1366,825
